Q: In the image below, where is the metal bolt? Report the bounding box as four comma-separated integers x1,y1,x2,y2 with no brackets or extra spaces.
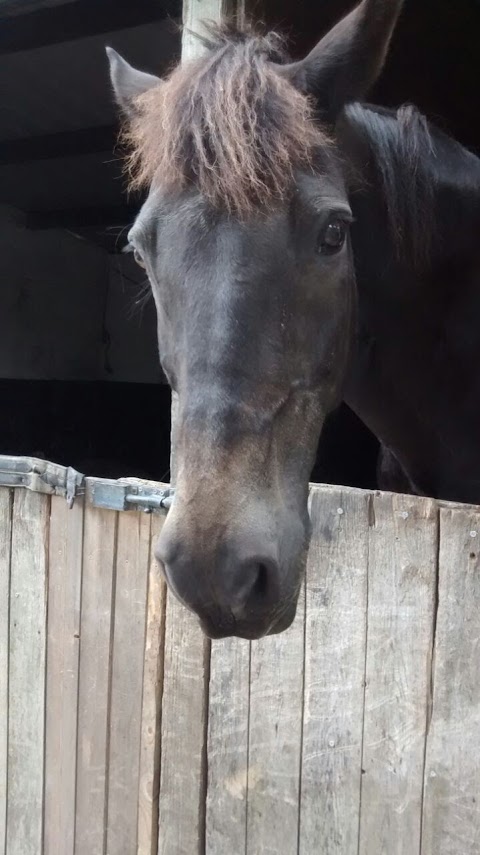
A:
337,508,344,516
470,531,477,539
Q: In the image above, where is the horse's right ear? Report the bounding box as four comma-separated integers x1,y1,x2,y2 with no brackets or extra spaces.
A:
106,47,162,118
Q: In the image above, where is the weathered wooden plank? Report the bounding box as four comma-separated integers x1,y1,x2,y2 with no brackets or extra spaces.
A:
7,490,49,855
0,489,12,855
158,596,210,855
44,495,84,855
246,585,305,854
205,637,250,854
359,493,438,855
75,504,117,855
137,515,167,855
421,506,480,855
105,511,151,855
182,0,241,60
299,486,369,855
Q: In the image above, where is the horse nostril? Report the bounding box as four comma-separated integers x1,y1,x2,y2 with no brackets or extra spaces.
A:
236,557,280,615
251,562,269,599
155,525,283,634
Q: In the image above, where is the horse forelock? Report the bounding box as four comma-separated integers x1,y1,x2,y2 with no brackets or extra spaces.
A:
121,23,331,215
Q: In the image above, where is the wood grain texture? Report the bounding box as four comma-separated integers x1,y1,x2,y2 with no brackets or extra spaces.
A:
75,503,117,855
299,487,369,855
246,585,305,855
44,495,84,855
182,0,242,60
205,637,250,855
0,489,12,855
421,506,480,855
7,490,49,855
4,469,480,855
158,595,210,855
359,493,438,855
137,515,167,855
105,511,151,855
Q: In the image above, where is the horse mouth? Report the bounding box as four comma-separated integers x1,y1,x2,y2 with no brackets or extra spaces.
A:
199,602,297,641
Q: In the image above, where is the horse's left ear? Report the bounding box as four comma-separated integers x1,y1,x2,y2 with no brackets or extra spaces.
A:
106,47,162,118
277,0,404,121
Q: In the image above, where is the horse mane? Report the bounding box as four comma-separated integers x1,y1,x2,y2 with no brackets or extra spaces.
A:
344,102,437,269
121,22,330,216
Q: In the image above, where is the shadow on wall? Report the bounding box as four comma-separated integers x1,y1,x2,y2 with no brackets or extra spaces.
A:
0,379,172,481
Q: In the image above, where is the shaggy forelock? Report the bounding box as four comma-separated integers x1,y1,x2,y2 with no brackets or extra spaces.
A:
122,23,331,215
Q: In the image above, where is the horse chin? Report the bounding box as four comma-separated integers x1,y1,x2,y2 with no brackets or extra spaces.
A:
199,597,299,641
266,607,297,636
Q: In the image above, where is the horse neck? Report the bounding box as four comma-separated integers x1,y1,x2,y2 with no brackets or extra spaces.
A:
337,104,480,502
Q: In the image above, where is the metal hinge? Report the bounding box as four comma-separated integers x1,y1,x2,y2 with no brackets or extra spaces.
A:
87,477,174,514
0,455,84,508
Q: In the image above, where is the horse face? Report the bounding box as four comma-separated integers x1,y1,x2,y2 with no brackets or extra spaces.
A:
128,168,355,639
108,0,402,637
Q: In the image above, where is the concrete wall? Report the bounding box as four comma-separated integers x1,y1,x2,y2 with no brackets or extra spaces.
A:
0,205,161,383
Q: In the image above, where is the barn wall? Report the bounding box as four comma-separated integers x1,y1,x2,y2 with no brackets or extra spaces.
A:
104,255,161,385
0,205,105,381
0,205,160,384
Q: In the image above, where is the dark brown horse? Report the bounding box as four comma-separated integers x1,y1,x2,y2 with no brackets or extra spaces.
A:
107,0,480,639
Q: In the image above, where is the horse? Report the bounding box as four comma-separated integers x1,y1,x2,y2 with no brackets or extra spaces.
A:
106,0,480,639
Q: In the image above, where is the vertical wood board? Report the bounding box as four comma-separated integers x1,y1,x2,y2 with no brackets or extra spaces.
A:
44,495,84,855
158,596,209,855
205,637,250,855
246,585,305,855
106,511,151,855
359,493,438,855
75,505,117,855
0,490,12,855
182,0,241,60
137,515,167,855
299,487,369,855
7,490,49,855
421,507,480,855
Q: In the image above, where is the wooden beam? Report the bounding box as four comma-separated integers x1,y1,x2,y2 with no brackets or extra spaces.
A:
182,0,242,60
0,0,181,54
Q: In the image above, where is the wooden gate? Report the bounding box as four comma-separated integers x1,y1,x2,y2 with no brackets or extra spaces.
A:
0,458,479,855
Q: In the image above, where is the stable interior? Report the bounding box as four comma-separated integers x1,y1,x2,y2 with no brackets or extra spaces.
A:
0,0,478,484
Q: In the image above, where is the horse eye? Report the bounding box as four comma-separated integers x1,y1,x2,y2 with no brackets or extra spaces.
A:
318,218,348,256
134,248,146,269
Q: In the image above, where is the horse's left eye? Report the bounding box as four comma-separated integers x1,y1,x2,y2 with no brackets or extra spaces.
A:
318,218,348,255
134,249,146,269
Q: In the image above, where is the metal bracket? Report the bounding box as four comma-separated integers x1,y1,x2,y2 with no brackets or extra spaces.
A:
0,455,84,506
87,478,174,514
0,456,173,514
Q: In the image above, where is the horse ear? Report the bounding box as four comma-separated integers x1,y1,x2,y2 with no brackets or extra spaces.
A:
277,0,403,121
106,47,162,117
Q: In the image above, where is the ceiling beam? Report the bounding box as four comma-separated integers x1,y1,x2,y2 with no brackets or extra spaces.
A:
0,0,181,54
